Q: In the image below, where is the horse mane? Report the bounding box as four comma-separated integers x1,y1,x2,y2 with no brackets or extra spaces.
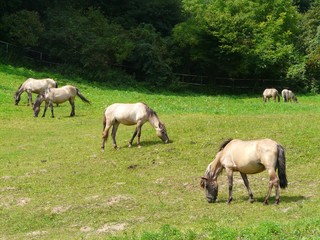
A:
144,103,158,119
219,138,233,151
15,84,23,95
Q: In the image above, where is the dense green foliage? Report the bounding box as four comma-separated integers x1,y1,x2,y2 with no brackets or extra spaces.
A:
0,0,320,91
1,64,320,239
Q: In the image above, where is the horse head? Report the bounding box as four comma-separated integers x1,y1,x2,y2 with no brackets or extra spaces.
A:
156,122,169,144
200,176,218,203
14,93,21,105
33,92,45,117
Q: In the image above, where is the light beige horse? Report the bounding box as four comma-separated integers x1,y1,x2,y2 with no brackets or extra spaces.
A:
14,78,58,106
262,88,280,102
200,139,287,205
33,85,90,117
101,103,169,150
281,89,298,102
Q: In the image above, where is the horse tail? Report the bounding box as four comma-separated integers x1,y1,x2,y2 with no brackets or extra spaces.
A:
55,81,58,88
76,88,90,104
102,110,106,131
277,144,288,189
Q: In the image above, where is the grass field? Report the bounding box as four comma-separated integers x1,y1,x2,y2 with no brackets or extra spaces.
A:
0,63,320,239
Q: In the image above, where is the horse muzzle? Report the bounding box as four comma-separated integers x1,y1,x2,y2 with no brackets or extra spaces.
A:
207,197,217,203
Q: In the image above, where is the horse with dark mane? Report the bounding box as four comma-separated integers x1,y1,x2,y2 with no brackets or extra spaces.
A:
281,89,298,103
200,138,287,205
101,102,169,150
14,78,58,106
33,85,90,118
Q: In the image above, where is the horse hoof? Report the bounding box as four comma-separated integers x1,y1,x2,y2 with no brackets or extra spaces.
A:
128,144,132,148
138,145,142,148
263,201,269,205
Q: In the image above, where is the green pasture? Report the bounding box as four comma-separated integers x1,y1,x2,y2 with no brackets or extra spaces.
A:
0,64,319,239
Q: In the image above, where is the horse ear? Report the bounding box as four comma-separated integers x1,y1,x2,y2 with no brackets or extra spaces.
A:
200,177,207,188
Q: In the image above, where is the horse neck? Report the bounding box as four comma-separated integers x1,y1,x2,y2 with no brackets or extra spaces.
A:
206,153,223,180
148,113,160,129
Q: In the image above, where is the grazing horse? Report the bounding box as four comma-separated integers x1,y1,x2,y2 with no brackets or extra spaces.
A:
262,88,280,102
281,89,298,103
33,85,90,118
14,78,58,106
200,139,288,205
101,102,169,150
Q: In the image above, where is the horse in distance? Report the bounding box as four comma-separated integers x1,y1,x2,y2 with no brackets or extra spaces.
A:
101,102,169,150
262,88,280,102
281,89,298,103
14,78,58,106
200,138,288,205
33,85,90,118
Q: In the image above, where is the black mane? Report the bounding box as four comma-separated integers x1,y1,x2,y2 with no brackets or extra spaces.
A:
219,139,233,151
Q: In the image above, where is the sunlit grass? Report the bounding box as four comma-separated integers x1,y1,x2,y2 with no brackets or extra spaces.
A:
0,64,319,239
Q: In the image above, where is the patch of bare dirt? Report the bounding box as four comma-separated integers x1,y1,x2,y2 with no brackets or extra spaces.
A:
80,226,93,232
26,231,48,237
51,205,71,214
96,223,126,234
105,195,131,206
17,197,31,206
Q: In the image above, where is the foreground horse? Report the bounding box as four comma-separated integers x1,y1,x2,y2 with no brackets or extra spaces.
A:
281,89,298,103
33,85,90,117
101,103,169,150
200,139,287,205
14,78,58,106
262,88,280,102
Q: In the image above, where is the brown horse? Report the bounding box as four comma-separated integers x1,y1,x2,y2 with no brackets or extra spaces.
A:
200,139,287,205
14,78,58,106
33,85,90,118
101,103,169,150
262,88,280,102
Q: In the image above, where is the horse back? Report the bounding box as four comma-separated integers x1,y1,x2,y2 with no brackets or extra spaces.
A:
105,103,149,125
220,139,278,173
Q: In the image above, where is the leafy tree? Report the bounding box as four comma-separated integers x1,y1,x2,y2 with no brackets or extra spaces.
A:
42,7,133,79
175,0,301,79
1,10,44,47
127,24,174,85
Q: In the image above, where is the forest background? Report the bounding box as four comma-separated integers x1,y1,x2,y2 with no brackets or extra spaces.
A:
1,0,320,93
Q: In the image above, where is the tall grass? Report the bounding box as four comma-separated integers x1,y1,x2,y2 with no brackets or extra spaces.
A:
0,64,319,239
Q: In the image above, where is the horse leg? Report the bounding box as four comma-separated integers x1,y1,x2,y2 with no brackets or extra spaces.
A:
49,101,54,118
42,102,49,117
240,173,254,203
226,168,234,204
69,98,75,117
101,123,111,150
263,169,279,205
111,121,120,149
129,128,138,148
136,122,143,148
27,90,32,106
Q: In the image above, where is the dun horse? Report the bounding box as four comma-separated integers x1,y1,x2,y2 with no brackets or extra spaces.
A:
200,139,287,205
262,88,280,102
101,103,169,150
14,78,58,106
33,85,90,118
281,89,298,103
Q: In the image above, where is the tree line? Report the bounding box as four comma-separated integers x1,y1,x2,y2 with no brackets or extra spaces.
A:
1,0,320,92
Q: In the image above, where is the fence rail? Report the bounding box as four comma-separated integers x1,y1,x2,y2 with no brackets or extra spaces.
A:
0,40,60,66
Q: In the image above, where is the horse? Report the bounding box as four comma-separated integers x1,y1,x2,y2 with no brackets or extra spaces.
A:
262,88,280,102
14,78,58,106
101,102,169,150
281,89,298,103
200,138,288,205
33,85,90,118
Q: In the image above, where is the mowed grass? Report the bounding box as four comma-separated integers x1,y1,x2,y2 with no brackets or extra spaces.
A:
0,64,319,239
